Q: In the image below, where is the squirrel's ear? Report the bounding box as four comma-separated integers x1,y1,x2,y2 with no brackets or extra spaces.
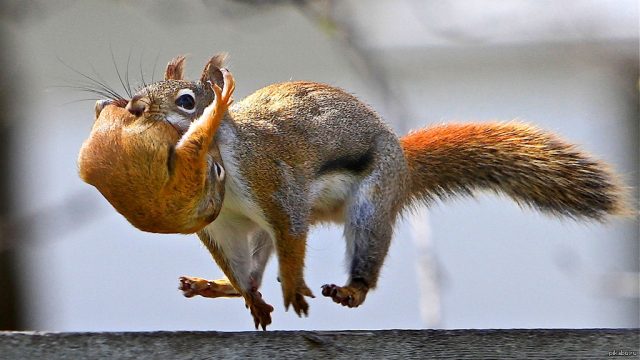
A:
165,55,186,80
200,53,228,88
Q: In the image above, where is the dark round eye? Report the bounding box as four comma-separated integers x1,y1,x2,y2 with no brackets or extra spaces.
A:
175,93,195,111
213,162,225,181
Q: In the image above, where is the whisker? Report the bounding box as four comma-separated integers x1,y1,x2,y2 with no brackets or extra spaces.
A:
57,55,126,101
139,52,148,90
138,51,154,104
61,98,104,106
65,79,123,100
125,48,133,98
53,84,124,100
65,78,125,100
151,50,161,83
89,63,124,100
110,44,132,99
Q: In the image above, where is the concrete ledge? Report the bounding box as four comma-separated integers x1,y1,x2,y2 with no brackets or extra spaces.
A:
1,329,638,359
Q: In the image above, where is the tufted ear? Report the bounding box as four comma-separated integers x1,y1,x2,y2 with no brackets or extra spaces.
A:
200,53,228,88
165,55,186,80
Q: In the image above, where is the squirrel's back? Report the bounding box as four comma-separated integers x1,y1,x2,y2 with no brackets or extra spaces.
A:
227,81,400,179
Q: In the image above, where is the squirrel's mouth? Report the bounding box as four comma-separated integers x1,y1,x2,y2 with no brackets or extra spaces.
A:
165,119,184,136
164,113,191,135
139,111,187,136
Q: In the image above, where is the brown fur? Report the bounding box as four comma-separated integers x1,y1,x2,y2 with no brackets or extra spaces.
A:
400,122,630,219
77,64,234,233
78,55,631,331
165,55,186,80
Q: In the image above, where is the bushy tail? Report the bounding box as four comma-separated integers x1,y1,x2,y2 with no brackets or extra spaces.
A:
400,122,630,220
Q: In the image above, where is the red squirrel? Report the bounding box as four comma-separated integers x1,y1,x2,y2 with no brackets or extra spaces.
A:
78,54,629,330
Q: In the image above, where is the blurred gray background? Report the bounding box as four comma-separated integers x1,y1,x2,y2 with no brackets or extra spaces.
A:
0,0,637,331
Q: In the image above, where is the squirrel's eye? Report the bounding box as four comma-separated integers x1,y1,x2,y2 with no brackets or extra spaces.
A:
175,89,196,113
175,94,195,111
213,162,225,181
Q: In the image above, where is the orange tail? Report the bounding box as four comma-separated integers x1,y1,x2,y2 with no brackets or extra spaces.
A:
400,122,629,220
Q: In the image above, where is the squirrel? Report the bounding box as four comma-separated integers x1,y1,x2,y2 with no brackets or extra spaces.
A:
78,55,233,234
78,54,630,330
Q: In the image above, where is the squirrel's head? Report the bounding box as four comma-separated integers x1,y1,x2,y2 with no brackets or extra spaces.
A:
77,55,229,234
123,53,227,135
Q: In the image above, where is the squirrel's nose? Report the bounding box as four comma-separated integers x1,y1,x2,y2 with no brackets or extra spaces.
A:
126,95,146,117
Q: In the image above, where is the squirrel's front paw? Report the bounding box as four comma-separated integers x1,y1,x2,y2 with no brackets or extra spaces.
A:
321,283,368,308
283,283,315,317
179,276,241,298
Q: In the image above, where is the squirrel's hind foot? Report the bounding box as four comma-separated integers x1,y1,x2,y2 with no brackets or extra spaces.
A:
283,283,315,317
178,276,241,298
321,282,369,308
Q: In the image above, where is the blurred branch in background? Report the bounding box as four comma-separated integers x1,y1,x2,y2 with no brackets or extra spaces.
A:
410,207,442,328
292,0,410,129
147,0,412,128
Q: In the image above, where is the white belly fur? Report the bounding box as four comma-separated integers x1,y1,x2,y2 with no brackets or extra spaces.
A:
309,173,356,224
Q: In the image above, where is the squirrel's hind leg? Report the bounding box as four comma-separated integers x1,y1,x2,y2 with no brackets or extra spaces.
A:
320,187,396,308
321,139,408,308
321,196,396,307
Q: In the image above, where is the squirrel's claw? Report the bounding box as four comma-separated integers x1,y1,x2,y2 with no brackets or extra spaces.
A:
283,284,314,317
220,68,235,104
208,68,235,107
321,283,368,308
285,294,309,317
245,291,273,331
178,276,241,298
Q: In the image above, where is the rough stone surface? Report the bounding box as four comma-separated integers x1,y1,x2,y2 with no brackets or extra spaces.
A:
0,329,638,359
